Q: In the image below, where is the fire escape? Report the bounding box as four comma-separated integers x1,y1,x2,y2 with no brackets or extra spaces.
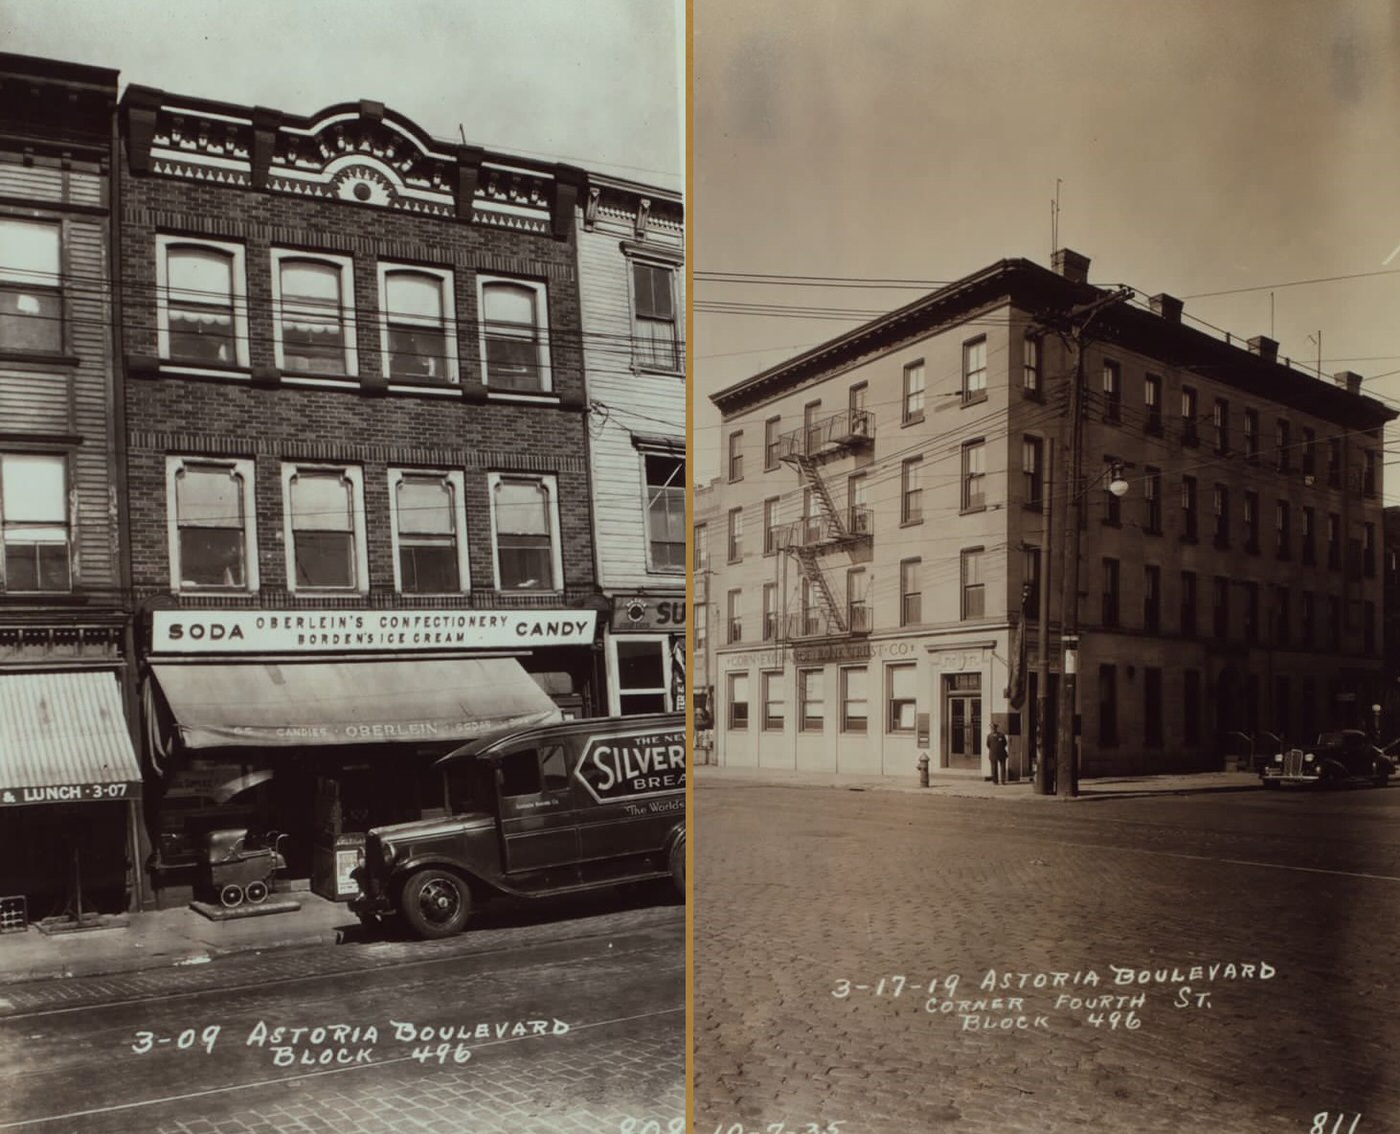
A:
774,408,874,640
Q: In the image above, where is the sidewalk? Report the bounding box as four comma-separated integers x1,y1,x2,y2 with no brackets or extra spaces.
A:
0,889,358,987
695,762,1262,801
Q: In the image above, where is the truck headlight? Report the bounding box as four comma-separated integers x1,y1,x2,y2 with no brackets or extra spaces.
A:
1304,753,1315,763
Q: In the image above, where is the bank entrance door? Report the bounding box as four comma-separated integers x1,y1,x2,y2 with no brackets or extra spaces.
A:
944,673,982,771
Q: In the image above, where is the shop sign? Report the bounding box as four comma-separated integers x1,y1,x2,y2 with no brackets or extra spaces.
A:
792,639,873,665
575,727,686,802
610,595,686,633
151,609,599,655
1,781,140,805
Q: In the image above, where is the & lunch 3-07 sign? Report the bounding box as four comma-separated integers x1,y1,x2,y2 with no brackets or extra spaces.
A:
151,609,599,655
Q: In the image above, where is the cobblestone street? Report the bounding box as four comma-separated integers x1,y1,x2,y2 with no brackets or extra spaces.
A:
694,783,1400,1134
0,904,683,1133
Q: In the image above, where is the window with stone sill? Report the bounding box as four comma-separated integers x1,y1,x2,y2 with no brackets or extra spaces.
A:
0,218,62,353
1,452,70,593
478,276,549,393
488,472,563,592
282,464,367,593
390,469,469,594
157,236,249,368
169,457,257,592
273,251,357,377
381,265,458,383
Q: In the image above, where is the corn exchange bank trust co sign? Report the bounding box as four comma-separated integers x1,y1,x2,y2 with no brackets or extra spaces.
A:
148,609,600,654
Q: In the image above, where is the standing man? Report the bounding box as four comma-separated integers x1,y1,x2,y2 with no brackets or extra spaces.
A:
987,722,1010,785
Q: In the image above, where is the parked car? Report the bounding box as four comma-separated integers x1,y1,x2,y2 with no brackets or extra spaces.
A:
1261,729,1392,789
350,713,685,938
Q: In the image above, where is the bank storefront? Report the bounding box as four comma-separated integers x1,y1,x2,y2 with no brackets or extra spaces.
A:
138,607,598,906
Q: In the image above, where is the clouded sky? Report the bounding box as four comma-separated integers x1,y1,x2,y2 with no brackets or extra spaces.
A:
0,0,682,189
693,0,1400,487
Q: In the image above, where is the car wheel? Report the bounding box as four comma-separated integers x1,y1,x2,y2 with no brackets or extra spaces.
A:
399,868,471,939
667,831,685,898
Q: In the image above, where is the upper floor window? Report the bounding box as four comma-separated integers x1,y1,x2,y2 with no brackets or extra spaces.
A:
488,473,563,591
1023,436,1044,509
1144,466,1162,534
900,557,922,626
1144,374,1162,434
479,277,548,392
1363,450,1378,498
961,548,985,620
0,219,61,353
1101,360,1121,423
168,457,257,592
727,506,744,562
961,439,986,512
727,431,744,482
903,361,926,424
1180,475,1198,540
1327,438,1342,488
630,260,679,372
1243,408,1259,461
1212,398,1229,454
1,452,70,592
693,523,708,571
1023,333,1041,394
642,450,685,572
157,236,249,367
1276,419,1291,473
901,457,923,524
1180,385,1199,445
390,469,469,594
764,417,781,470
382,266,458,383
962,337,987,403
282,464,367,593
1302,428,1316,477
273,251,356,376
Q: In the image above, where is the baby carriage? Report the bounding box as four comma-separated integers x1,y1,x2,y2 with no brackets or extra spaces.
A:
199,829,288,908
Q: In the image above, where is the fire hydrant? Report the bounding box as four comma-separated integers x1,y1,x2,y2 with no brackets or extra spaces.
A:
917,752,930,788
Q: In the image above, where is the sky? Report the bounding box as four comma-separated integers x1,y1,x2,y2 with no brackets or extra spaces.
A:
0,0,683,191
692,0,1400,491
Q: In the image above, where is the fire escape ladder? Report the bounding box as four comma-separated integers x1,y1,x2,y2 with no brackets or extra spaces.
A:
790,452,846,537
790,545,847,633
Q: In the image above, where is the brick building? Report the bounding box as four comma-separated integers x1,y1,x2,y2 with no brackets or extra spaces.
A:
704,251,1394,781
574,175,686,716
115,84,612,903
0,54,143,920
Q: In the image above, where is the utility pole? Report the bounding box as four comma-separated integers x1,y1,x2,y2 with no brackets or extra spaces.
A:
1051,287,1135,798
1034,438,1054,795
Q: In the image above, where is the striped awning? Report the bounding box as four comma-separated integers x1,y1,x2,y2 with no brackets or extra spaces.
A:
0,670,142,806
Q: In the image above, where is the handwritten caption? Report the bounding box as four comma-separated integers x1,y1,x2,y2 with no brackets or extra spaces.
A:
1313,1114,1361,1134
707,1125,846,1134
131,1017,570,1068
832,961,1276,1033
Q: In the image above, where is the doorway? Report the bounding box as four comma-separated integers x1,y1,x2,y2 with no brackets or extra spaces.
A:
944,672,982,771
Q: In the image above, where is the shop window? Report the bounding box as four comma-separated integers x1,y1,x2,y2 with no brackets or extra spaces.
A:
761,670,785,730
887,662,916,733
611,637,671,715
488,473,562,592
157,236,249,368
282,464,367,593
168,457,258,592
478,277,549,392
727,671,749,730
642,450,685,572
841,667,868,732
380,265,457,383
390,469,468,594
0,218,61,352
630,259,679,372
0,452,70,592
798,668,824,731
272,251,356,376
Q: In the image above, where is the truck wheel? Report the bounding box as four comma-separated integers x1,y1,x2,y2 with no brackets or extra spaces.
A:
399,869,471,939
667,832,685,897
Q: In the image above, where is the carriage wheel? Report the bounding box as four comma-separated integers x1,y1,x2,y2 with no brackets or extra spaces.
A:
219,883,245,908
245,880,269,904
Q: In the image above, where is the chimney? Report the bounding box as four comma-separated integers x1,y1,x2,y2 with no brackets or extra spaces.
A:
1149,293,1183,323
1247,335,1278,363
1051,248,1091,284
1333,370,1363,395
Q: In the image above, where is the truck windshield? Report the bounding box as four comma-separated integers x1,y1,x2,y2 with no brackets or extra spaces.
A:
442,759,495,815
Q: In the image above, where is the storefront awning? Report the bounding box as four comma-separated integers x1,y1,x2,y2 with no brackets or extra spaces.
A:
149,657,562,750
0,670,142,805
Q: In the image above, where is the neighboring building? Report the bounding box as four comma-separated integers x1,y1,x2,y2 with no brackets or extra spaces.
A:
691,476,721,761
1382,506,1400,736
0,55,143,919
575,175,686,716
116,85,607,904
704,250,1395,780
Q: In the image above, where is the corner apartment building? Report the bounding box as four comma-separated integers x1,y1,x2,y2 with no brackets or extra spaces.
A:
0,55,144,919
706,250,1394,781
116,84,609,904
575,175,686,715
